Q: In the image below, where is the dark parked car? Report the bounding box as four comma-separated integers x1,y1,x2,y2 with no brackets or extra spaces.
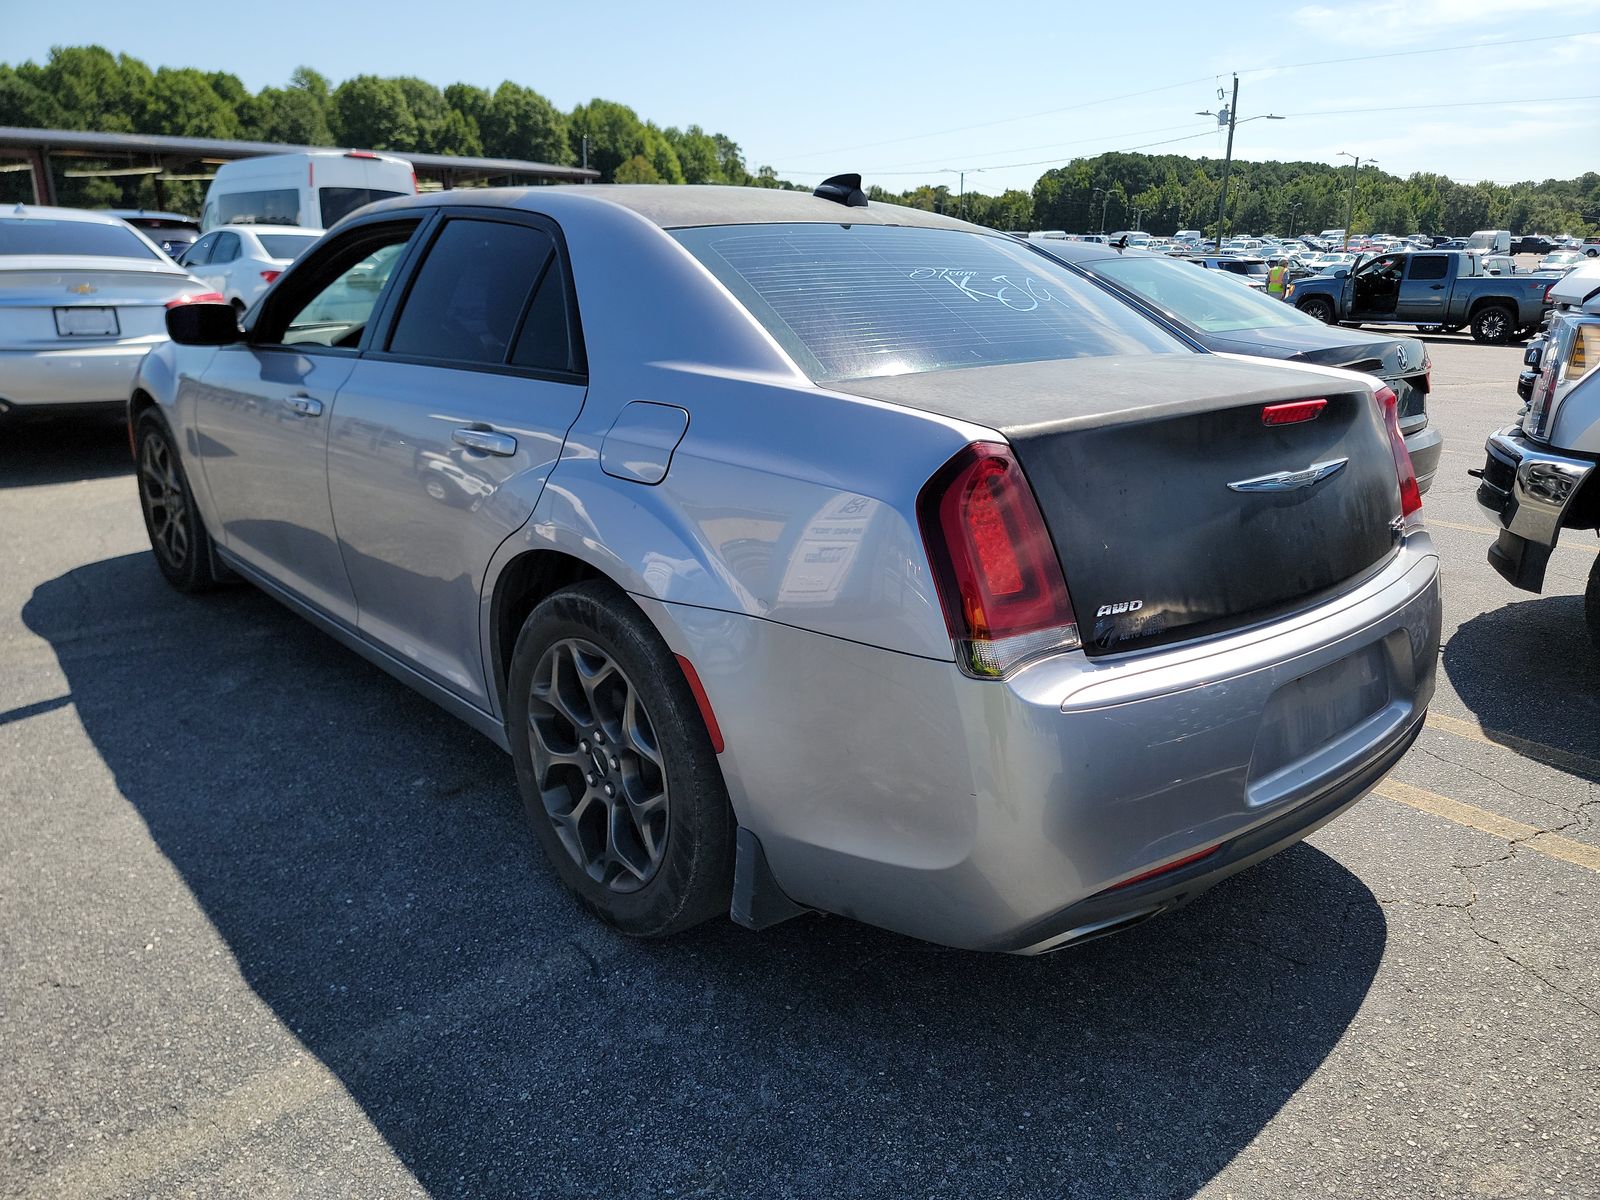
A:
1031,241,1442,493
1512,235,1556,256
101,210,201,259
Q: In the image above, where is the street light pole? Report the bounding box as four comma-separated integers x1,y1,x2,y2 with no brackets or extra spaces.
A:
1338,152,1375,251
1288,200,1302,236
1101,190,1111,233
1196,75,1284,251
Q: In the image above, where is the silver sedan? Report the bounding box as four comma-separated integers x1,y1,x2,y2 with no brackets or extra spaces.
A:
130,181,1441,953
0,205,210,418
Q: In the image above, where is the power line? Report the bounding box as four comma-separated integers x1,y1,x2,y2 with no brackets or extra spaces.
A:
1282,94,1600,119
766,27,1600,167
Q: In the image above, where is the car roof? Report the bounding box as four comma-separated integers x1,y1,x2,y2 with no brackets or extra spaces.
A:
101,209,198,224
4,203,147,227
213,224,323,237
358,184,983,233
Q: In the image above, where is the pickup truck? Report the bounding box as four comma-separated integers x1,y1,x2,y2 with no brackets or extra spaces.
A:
1284,250,1557,344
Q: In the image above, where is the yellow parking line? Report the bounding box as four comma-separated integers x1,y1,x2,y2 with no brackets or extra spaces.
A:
1375,779,1600,873
1425,516,1598,554
1426,711,1600,780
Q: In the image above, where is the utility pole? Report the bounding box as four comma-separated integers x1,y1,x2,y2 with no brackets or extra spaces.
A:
1338,152,1374,250
1092,188,1111,233
581,135,589,171
1197,75,1283,251
941,167,983,220
1132,207,1146,231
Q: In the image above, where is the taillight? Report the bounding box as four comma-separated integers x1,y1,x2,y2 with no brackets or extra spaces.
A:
1375,385,1422,519
260,270,281,283
165,290,226,308
917,442,1079,678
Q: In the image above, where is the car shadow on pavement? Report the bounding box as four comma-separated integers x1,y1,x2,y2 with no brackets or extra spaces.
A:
24,552,1388,1200
1442,594,1600,780
0,415,133,489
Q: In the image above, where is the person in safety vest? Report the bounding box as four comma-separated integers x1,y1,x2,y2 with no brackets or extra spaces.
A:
1266,258,1288,299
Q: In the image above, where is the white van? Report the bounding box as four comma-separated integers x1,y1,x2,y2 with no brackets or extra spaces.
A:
1467,229,1512,254
200,151,416,232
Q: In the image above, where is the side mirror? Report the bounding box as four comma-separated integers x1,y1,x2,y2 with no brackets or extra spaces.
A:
1524,344,1544,369
1331,268,1349,279
166,300,241,346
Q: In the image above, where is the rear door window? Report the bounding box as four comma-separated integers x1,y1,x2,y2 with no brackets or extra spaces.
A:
386,218,564,369
673,223,1184,382
212,232,241,264
217,189,300,227
1407,255,1449,281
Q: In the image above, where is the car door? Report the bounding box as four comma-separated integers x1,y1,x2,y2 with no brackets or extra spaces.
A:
1396,254,1450,321
197,230,241,297
191,218,425,623
325,210,587,708
1348,254,1403,318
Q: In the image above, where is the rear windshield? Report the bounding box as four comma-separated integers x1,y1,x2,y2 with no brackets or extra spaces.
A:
258,233,319,260
674,223,1184,382
0,217,158,259
320,187,406,228
218,188,301,226
1088,254,1314,334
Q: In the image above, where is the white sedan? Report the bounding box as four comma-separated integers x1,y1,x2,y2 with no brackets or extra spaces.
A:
0,205,211,418
179,225,323,316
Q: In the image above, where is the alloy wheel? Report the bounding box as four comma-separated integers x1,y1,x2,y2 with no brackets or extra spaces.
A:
526,637,669,893
139,430,190,570
1479,310,1508,341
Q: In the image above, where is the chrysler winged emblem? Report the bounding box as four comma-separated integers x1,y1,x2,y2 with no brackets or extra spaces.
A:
1227,458,1348,493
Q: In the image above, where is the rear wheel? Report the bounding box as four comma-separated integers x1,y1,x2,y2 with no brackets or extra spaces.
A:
1471,305,1516,344
1298,297,1336,324
507,581,734,937
134,409,225,593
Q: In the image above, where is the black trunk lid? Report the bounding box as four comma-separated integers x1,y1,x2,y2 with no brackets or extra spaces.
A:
835,355,1403,657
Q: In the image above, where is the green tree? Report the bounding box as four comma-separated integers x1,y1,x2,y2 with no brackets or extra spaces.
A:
141,67,239,139
330,75,416,150
568,98,647,181
481,82,570,164
613,154,660,184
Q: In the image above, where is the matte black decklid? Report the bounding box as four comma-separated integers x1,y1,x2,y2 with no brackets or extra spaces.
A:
837,354,1401,657
831,354,1347,435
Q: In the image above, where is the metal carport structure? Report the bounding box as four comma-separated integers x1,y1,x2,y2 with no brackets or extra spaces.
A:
0,126,597,208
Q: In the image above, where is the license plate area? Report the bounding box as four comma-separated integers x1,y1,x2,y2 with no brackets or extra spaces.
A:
53,307,119,337
1248,643,1393,799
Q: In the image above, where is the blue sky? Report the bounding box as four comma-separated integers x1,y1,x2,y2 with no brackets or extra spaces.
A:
6,0,1598,192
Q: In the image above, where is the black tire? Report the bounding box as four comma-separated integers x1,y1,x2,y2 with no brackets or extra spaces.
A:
1471,304,1516,345
1586,557,1600,657
134,409,226,593
506,580,734,937
1298,297,1336,324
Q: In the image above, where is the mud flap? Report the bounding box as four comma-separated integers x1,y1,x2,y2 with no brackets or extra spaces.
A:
731,827,811,931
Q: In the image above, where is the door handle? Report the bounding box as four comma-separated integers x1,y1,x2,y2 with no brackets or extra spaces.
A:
453,427,517,456
1429,284,1445,290
285,393,324,417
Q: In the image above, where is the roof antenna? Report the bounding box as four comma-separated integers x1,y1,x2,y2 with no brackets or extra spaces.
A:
813,173,868,208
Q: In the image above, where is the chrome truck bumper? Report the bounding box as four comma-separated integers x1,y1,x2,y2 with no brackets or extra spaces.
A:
1475,426,1597,592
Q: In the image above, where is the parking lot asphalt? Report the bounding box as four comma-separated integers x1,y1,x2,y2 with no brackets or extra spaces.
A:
2,337,1597,1200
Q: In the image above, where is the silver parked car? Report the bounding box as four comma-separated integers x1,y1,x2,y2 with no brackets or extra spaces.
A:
0,205,210,418
131,180,1441,953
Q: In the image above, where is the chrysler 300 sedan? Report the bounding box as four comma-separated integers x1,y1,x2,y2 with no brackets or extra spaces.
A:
130,180,1441,953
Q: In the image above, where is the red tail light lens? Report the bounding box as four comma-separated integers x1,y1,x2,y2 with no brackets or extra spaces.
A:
260,270,281,283
165,290,226,308
1376,385,1422,519
917,442,1079,678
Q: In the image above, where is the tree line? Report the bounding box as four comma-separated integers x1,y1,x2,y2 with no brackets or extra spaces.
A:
877,151,1599,238
0,46,804,210
2,46,1595,237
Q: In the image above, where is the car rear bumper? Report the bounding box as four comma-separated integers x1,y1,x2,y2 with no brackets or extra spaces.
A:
0,342,157,409
1476,425,1597,591
643,533,1441,952
1406,423,1443,494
